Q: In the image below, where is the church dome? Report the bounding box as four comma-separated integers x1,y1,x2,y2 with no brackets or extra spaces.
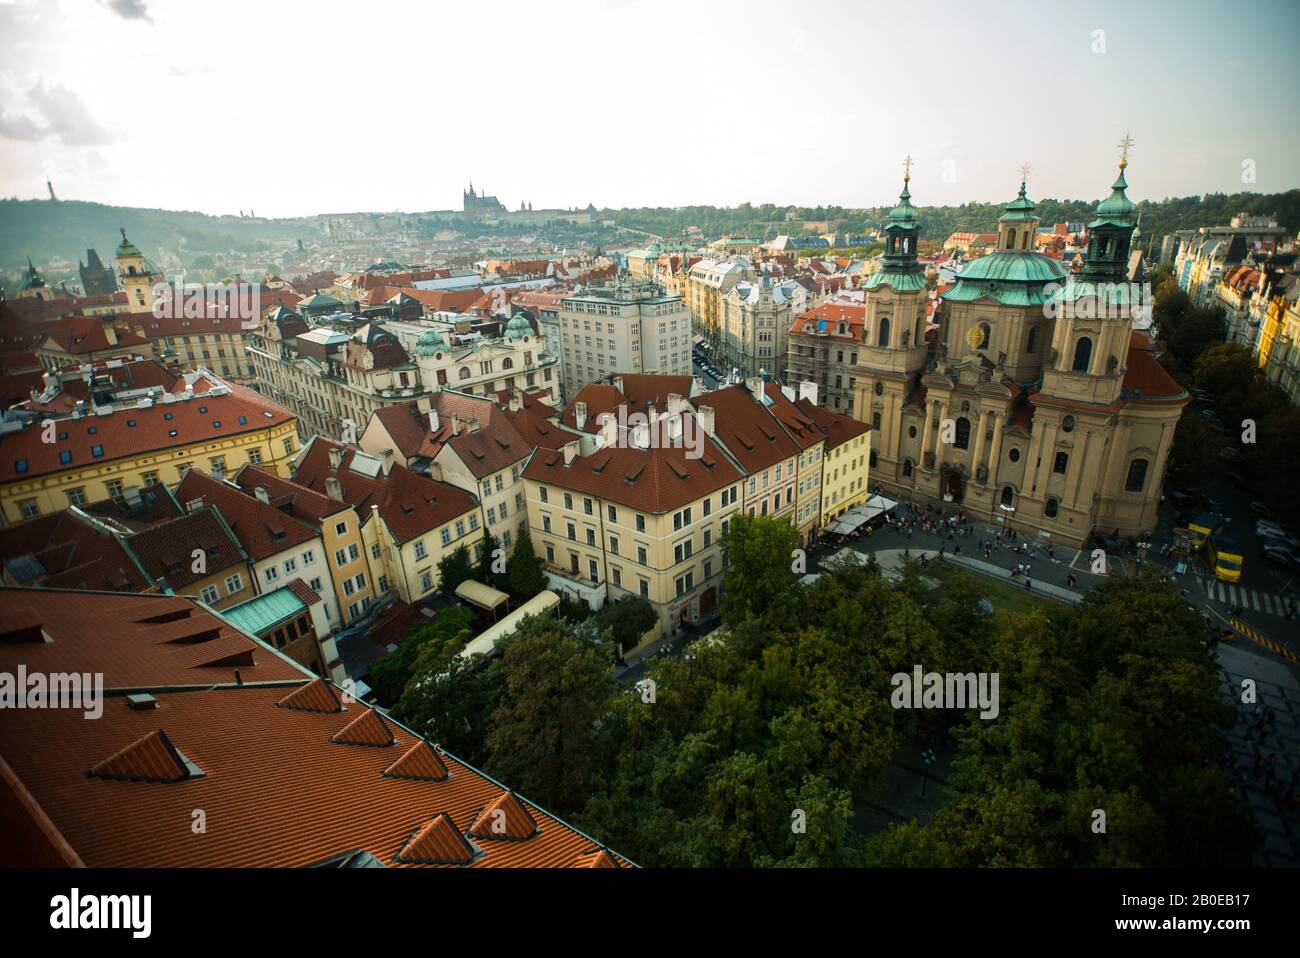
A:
505,314,532,339
415,329,446,356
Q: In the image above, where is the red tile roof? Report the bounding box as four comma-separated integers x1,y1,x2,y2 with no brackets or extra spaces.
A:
1122,331,1190,402
792,397,872,451
691,384,801,473
522,429,741,515
789,301,865,339
0,379,294,482
41,315,149,354
0,587,631,868
175,470,320,562
0,509,154,592
292,439,479,545
125,505,247,590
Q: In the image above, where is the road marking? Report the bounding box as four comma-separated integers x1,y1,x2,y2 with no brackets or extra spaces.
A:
1228,617,1300,663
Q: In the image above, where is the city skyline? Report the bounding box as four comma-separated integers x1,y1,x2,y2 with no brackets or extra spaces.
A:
1,0,1297,217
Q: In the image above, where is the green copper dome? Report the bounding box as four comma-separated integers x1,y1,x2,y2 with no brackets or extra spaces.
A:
415,329,446,356
115,228,143,259
887,179,920,228
1091,164,1139,227
998,181,1037,223
950,251,1066,284
505,314,532,339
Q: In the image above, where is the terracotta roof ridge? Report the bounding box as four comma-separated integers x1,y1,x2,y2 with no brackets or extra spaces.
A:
394,813,478,865
573,847,620,868
469,790,539,842
88,728,198,783
276,677,343,713
381,740,450,782
330,707,396,747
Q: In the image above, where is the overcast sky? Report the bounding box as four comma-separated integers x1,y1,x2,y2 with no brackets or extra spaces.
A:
1,0,1296,218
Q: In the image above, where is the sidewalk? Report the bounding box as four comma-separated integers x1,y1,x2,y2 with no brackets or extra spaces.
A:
869,548,1083,604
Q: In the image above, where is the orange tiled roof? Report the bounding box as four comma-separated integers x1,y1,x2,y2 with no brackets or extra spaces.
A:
175,470,319,563
0,379,294,482
692,384,801,474
0,588,632,868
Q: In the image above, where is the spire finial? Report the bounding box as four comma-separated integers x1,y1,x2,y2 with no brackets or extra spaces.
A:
1118,133,1134,170
1018,162,1032,187
902,154,913,184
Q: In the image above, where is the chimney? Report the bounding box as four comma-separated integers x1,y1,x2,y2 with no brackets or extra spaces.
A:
254,486,270,504
380,447,395,474
798,381,819,406
328,446,343,470
428,408,440,433
574,400,588,430
234,669,243,686
697,404,716,436
508,391,522,412
450,414,462,436
562,439,580,465
416,395,432,414
599,414,618,448
428,461,442,482
666,392,687,415
746,376,765,402
631,422,650,450
325,477,343,502
613,375,625,394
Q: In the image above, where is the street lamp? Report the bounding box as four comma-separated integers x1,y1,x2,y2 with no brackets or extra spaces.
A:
920,747,936,797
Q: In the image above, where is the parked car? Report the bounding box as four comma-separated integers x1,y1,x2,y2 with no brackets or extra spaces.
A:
1262,546,1300,574
1257,530,1300,551
1256,519,1288,536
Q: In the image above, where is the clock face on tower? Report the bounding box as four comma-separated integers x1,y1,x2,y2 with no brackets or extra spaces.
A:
966,324,985,349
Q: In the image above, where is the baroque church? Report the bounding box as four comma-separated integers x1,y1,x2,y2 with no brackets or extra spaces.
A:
850,151,1188,548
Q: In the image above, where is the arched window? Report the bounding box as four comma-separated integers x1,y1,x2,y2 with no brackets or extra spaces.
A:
1000,486,1015,508
1072,336,1093,373
902,459,913,477
979,323,991,349
1125,458,1149,492
1045,498,1059,518
458,366,471,380
1026,325,1039,354
1022,231,1030,250
501,357,513,369
1053,451,1069,474
1007,228,1017,249
878,317,891,347
955,417,971,450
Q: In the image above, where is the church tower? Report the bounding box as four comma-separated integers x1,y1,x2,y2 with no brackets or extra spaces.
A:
850,159,932,485
115,228,163,312
1041,139,1140,407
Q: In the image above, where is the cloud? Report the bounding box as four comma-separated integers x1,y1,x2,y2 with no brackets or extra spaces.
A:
99,0,153,23
0,82,116,146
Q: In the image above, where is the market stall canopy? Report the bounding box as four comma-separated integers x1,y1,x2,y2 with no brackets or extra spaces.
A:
454,579,511,611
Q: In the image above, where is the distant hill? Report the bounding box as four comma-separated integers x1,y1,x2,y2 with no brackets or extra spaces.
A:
611,190,1300,254
0,199,327,269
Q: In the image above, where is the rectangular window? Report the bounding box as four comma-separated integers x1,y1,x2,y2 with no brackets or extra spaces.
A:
225,573,244,594
142,471,160,487
247,448,262,464
335,520,348,535
105,479,123,498
637,545,648,565
610,535,620,556
335,549,347,566
348,543,360,561
421,572,434,592
639,578,650,598
201,585,220,605
607,504,617,523
283,557,297,573
636,514,646,532
302,551,315,566
415,540,428,559
264,566,279,583
612,566,622,588
455,520,465,537
67,487,86,506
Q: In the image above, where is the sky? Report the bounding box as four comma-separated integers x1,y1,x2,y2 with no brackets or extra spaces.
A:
0,0,1297,218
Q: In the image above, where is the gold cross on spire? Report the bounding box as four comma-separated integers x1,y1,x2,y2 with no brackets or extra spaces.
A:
1019,162,1032,185
1118,133,1135,169
902,154,913,183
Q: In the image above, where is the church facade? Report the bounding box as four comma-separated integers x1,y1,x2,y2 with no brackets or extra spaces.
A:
851,156,1187,548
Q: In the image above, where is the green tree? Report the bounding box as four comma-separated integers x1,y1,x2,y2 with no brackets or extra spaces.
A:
394,639,505,765
505,527,547,600
436,543,474,596
591,595,658,656
719,514,801,628
485,614,615,814
368,606,474,705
